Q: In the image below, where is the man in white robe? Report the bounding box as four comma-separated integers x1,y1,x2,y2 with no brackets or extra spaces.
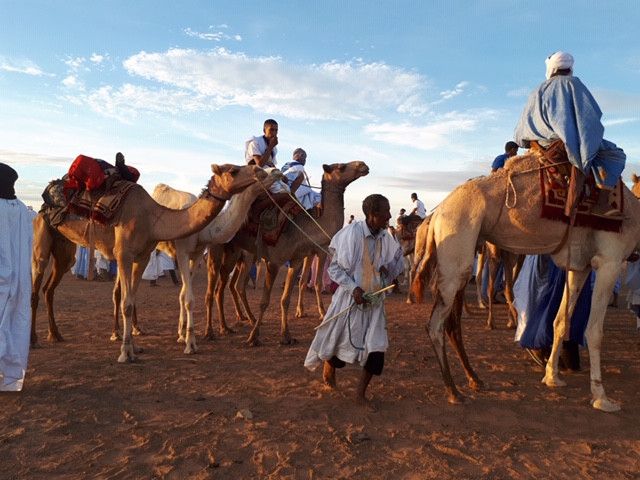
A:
0,163,33,391
280,148,321,210
245,118,289,194
304,194,404,407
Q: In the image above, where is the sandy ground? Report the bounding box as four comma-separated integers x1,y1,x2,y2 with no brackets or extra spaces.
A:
2,266,640,480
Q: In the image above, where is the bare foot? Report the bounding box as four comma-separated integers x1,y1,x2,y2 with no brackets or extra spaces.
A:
322,362,336,389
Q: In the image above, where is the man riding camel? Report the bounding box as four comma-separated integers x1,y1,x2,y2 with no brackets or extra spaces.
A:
514,51,626,219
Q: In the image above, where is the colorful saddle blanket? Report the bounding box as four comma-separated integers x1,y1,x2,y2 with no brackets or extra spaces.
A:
534,142,624,232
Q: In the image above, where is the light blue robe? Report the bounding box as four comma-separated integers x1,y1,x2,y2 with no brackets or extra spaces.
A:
514,75,625,189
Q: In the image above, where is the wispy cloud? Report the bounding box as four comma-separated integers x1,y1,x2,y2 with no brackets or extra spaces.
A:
593,88,640,115
184,27,242,42
0,56,52,76
89,53,106,64
0,149,70,167
69,47,427,122
364,110,498,151
602,117,638,127
438,81,469,101
507,86,530,98
378,168,488,192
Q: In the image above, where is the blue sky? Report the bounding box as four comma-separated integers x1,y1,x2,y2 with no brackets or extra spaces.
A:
2,0,639,219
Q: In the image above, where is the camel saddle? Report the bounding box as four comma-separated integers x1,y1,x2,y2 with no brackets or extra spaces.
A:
531,140,624,232
41,174,137,227
240,192,303,247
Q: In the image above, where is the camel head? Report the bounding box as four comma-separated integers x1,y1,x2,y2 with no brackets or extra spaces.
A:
206,164,267,200
631,173,640,199
321,161,369,190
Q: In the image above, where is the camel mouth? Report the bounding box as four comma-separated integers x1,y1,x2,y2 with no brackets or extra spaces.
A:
358,164,370,176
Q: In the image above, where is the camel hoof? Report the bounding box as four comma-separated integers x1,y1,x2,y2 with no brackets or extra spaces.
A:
247,336,261,347
218,327,235,336
469,378,483,391
177,335,186,344
117,351,137,363
184,343,198,354
506,321,516,330
279,337,298,346
542,373,566,387
485,323,494,331
203,331,216,341
295,309,304,318
47,332,64,342
591,398,621,412
110,332,121,342
132,327,144,336
447,393,465,405
405,298,414,304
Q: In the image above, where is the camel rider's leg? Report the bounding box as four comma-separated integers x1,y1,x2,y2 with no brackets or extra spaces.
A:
564,165,586,218
289,172,304,194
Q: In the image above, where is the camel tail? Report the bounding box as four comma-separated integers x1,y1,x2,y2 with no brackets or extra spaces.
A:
411,219,437,304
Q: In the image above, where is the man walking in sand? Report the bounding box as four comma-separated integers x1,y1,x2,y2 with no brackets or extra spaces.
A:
304,194,403,409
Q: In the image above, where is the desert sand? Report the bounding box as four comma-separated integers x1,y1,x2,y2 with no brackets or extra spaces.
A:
2,266,639,479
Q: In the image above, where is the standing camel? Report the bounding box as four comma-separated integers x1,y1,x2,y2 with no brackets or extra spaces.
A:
412,152,640,412
153,169,280,353
206,161,369,346
45,164,265,362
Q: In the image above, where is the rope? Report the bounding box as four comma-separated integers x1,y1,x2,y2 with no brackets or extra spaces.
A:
313,284,395,331
503,160,570,209
285,190,332,240
256,181,331,256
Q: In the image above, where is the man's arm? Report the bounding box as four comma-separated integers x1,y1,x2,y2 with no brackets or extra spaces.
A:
251,136,278,167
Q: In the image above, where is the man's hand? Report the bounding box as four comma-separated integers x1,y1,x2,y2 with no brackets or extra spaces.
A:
352,286,366,305
268,136,278,149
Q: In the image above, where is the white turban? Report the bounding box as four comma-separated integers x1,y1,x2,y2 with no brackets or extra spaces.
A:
545,51,574,79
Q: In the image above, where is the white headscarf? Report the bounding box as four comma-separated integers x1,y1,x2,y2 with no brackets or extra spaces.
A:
545,51,574,79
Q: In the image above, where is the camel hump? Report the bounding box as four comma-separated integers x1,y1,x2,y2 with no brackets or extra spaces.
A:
152,183,197,209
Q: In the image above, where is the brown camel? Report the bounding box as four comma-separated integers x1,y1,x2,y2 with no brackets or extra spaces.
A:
412,153,640,412
31,215,145,345
205,161,369,346
38,164,265,362
153,169,280,353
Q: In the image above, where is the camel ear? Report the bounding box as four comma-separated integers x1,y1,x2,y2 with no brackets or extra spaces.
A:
322,164,331,173
633,173,639,183
212,164,222,176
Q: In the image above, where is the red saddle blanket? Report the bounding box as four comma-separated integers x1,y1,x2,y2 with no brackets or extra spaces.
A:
68,179,138,224
240,195,302,247
538,156,624,233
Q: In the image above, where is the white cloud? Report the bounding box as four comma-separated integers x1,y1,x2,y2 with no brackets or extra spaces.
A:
438,81,469,101
90,53,105,64
64,56,86,70
109,47,429,121
602,117,638,127
62,74,82,89
364,110,498,151
0,56,51,76
184,27,242,42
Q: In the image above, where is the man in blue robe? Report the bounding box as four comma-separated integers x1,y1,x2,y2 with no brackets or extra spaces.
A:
514,51,626,218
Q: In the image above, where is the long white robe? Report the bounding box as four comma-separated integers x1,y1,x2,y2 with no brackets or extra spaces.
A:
304,221,403,369
281,162,321,210
0,198,33,391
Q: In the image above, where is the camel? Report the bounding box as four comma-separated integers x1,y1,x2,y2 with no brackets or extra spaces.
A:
40,163,266,362
206,161,370,346
412,152,640,412
153,169,280,353
31,214,147,345
474,242,523,329
395,214,426,303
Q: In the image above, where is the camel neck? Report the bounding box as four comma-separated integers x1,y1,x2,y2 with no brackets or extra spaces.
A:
151,195,225,241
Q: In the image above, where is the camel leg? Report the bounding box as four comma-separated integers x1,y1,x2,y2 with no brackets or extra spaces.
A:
502,253,518,329
247,262,279,346
204,248,219,340
175,249,197,354
280,261,301,345
542,268,590,388
486,256,497,330
43,261,70,342
111,277,121,341
445,290,483,391
475,247,487,309
405,252,415,304
116,258,137,363
429,286,465,404
30,252,49,347
313,252,327,318
233,258,257,326
585,261,622,412
295,256,311,318
128,262,145,353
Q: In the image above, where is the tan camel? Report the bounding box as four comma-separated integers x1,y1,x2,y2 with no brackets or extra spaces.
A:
45,164,265,362
206,161,369,346
153,169,280,353
412,152,640,412
31,214,147,344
